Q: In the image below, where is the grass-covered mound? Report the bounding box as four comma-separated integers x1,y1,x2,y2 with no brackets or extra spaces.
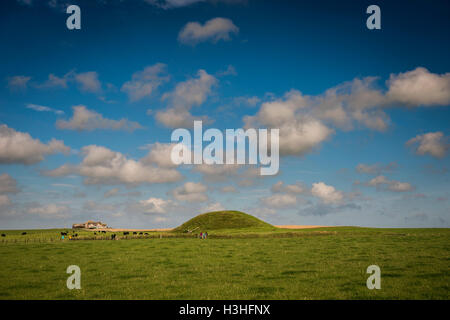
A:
174,210,274,233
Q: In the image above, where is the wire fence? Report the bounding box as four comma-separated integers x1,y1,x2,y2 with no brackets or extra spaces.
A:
0,230,336,244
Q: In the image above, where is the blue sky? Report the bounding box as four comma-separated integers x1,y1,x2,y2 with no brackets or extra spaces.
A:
0,0,449,229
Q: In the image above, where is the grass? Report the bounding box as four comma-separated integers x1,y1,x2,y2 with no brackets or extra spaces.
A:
0,227,448,299
173,210,275,232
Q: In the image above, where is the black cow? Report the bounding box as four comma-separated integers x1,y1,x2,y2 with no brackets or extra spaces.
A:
139,232,143,235
133,232,137,235
61,232,68,236
144,232,149,235
111,234,116,240
94,232,97,235
123,231,129,235
1,234,5,237
21,232,27,235
102,231,106,234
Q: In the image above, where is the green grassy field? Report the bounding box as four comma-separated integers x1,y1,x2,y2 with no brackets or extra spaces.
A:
0,226,448,299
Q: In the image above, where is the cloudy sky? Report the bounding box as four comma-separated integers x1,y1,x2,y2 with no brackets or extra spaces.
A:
1,0,449,229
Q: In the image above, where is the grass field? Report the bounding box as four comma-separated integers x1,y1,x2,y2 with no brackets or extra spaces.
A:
0,226,448,299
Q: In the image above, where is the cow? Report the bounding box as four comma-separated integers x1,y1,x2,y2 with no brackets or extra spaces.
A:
111,234,116,240
1,234,5,237
123,232,129,235
144,232,149,236
133,232,137,235
21,232,27,235
139,232,143,235
61,232,68,236
102,231,106,234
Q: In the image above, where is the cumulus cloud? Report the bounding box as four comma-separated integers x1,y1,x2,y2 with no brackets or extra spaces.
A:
244,90,333,156
37,71,74,89
0,173,19,194
261,193,297,208
221,185,237,193
171,182,208,202
26,103,64,115
138,197,174,214
406,132,448,158
356,162,397,174
141,143,180,168
7,75,31,90
74,71,102,93
271,181,305,194
56,105,143,131
203,202,225,212
104,188,119,198
0,124,69,165
194,164,240,181
121,63,169,101
311,182,344,204
0,195,12,207
144,0,245,9
178,17,239,45
242,68,450,158
387,67,450,106
367,175,414,192
27,203,70,218
45,145,182,185
217,65,237,77
156,69,217,128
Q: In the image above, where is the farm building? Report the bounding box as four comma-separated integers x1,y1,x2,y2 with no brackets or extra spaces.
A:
72,220,108,229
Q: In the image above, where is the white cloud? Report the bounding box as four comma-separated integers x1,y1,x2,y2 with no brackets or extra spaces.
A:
45,145,183,185
0,195,12,207
221,185,237,193
233,96,261,107
271,181,305,194
367,175,414,192
26,103,64,115
141,143,180,168
139,197,173,214
7,75,31,90
75,71,102,93
121,63,169,101
0,173,19,194
217,65,237,77
311,182,344,204
194,164,240,181
261,193,297,208
144,0,245,9
27,203,70,218
0,124,70,165
406,132,448,158
356,162,397,174
56,105,143,131
387,67,450,106
203,202,225,212
244,90,333,156
156,69,217,128
38,71,74,89
171,182,208,202
178,17,239,45
104,188,119,198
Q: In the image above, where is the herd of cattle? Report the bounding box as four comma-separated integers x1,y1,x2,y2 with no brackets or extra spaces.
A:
1,230,152,239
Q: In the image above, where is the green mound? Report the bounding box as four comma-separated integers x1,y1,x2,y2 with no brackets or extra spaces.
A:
174,210,274,233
